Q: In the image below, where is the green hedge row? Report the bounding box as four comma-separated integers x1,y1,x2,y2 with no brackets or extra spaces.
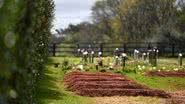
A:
0,0,54,103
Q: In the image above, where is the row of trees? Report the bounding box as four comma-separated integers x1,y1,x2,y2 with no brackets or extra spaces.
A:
0,0,54,103
62,0,185,43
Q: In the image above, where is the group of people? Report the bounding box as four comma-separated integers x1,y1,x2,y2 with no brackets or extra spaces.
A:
133,47,160,66
77,45,162,67
77,45,104,64
113,48,127,66
77,48,95,63
76,45,183,68
77,46,127,67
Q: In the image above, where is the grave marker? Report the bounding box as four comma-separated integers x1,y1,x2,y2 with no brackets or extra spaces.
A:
134,49,139,61
156,49,159,59
178,53,183,66
98,51,102,57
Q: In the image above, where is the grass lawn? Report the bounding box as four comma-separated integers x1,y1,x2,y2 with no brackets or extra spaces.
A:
35,58,95,104
35,57,185,104
122,58,185,92
124,73,185,92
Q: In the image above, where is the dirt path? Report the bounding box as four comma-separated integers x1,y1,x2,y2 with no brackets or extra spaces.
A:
94,92,185,104
167,91,185,104
94,96,166,104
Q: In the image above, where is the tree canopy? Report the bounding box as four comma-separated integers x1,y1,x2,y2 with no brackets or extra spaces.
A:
62,0,185,43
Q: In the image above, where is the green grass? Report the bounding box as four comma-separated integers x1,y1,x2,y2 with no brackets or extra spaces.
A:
36,57,185,104
35,58,94,104
121,58,185,92
50,57,81,65
124,73,185,92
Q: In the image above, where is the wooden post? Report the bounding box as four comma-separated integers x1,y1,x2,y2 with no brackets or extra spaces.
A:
76,44,80,56
53,43,56,57
123,43,127,53
154,48,157,66
77,44,80,50
148,43,151,50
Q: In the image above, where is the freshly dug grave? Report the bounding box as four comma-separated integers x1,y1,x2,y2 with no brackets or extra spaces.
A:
146,71,185,77
64,72,170,98
64,72,123,80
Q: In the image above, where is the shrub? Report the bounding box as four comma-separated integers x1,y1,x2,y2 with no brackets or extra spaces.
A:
0,0,54,103
62,59,69,66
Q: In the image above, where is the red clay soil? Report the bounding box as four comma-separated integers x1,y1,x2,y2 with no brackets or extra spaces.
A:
64,72,170,98
64,72,123,80
146,71,185,77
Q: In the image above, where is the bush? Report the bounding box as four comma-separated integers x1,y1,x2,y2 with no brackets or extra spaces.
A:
62,59,69,66
0,0,54,103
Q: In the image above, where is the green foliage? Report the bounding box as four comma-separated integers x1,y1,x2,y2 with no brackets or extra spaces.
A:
122,62,144,73
62,0,185,43
61,66,72,73
0,0,54,103
62,59,69,67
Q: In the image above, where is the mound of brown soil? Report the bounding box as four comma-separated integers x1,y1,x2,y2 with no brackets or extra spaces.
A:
146,71,185,77
64,72,170,98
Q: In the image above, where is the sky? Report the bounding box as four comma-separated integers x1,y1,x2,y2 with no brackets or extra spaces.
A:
52,0,97,33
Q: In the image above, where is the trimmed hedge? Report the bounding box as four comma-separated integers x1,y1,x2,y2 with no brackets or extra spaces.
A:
0,0,54,103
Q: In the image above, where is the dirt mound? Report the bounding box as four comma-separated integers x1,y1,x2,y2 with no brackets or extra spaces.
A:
64,72,170,98
146,71,185,77
77,89,168,97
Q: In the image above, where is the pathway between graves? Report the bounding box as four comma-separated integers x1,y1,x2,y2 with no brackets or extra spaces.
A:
94,96,166,104
167,91,185,104
64,72,169,98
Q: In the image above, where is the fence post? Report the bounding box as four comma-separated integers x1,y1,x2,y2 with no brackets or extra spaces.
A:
148,43,151,50
172,43,175,57
76,43,80,56
77,43,80,49
53,43,56,57
123,43,127,53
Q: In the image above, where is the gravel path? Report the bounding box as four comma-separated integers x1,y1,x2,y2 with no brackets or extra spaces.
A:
167,90,185,104
94,96,166,104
